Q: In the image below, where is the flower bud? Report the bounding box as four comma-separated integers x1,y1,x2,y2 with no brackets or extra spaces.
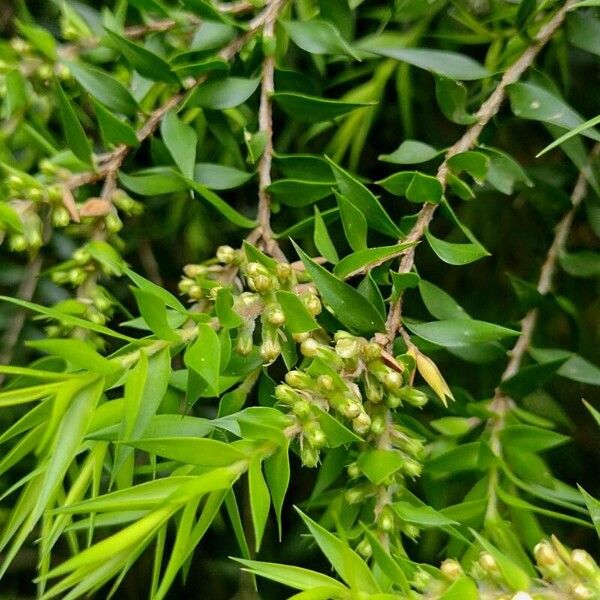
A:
27,187,42,202
534,540,562,574
275,384,301,405
105,212,123,233
304,422,326,448
48,185,62,203
183,264,206,278
265,304,285,327
479,552,500,577
69,268,87,286
52,206,70,227
364,375,384,403
352,412,371,435
216,245,237,264
383,371,403,393
356,537,372,559
246,262,268,277
316,374,335,395
9,235,27,252
253,274,274,294
570,549,598,578
573,585,593,600
303,294,322,316
285,370,313,389
386,394,402,409
51,271,69,285
300,338,319,358
370,414,387,436
72,247,90,264
362,341,382,361
402,524,420,539
260,338,281,363
292,399,311,419
236,331,254,356
300,445,319,468
412,570,431,592
335,336,361,359
441,559,463,580
378,506,395,532
292,331,310,343
276,262,292,281
40,159,57,176
511,593,533,600
398,387,429,408
344,485,371,504
88,311,106,325
347,462,360,478
188,285,203,300
403,457,422,478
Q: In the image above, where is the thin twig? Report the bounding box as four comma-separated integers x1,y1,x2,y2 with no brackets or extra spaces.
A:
247,0,287,261
0,255,43,380
384,0,577,348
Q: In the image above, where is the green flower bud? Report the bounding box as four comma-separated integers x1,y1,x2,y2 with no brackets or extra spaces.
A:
285,370,313,389
68,268,87,286
9,235,27,252
57,64,71,80
402,524,420,540
178,277,195,294
412,570,431,592
300,445,319,468
216,245,237,264
48,185,62,203
183,264,206,278
28,229,42,250
275,384,302,405
356,537,372,559
7,174,24,189
292,399,311,419
364,374,384,403
262,32,277,57
236,331,254,356
304,422,326,448
403,457,422,478
370,414,387,436
335,336,362,359
441,559,463,580
344,485,370,504
383,371,403,394
88,311,106,325
260,338,281,363
300,338,319,358
27,187,42,202
252,274,275,294
40,159,57,176
276,262,293,281
479,552,501,577
246,262,268,277
36,64,53,80
52,206,70,227
362,341,382,361
292,331,311,343
303,294,322,316
188,285,204,300
386,394,402,409
316,374,335,395
105,212,123,233
265,304,286,327
93,294,112,313
347,462,360,478
51,270,69,285
352,412,371,435
378,506,395,532
573,584,593,600
398,387,429,408
534,541,563,576
72,247,90,264
570,549,599,578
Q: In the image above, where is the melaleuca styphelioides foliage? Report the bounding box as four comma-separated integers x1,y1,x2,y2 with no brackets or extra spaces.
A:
0,0,599,599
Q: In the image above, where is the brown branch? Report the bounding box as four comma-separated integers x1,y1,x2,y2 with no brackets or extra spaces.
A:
247,0,288,261
384,0,577,348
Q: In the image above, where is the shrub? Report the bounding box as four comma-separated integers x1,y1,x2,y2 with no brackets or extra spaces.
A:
0,1,599,598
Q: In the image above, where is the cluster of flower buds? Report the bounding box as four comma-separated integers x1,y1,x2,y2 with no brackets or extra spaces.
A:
179,244,319,363
414,537,600,599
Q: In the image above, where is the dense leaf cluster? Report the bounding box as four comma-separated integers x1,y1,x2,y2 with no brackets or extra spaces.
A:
0,0,599,599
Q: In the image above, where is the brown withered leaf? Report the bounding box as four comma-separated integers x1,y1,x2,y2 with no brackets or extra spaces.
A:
79,197,113,218
61,188,81,223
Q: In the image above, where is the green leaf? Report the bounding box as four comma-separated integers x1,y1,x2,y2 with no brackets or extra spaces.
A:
27,339,118,375
508,82,600,141
295,509,381,594
482,146,532,195
188,180,257,228
184,324,221,395
126,268,186,312
125,437,246,467
293,242,386,335
272,92,372,123
184,77,260,109
430,416,475,437
500,425,569,453
275,291,319,334
234,558,347,592
435,77,478,125
361,527,410,592
5,70,27,117
419,280,470,321
55,80,93,166
379,140,440,164
326,157,402,238
313,207,339,263
161,110,197,179
194,163,253,190
393,501,459,527
282,20,359,59
391,272,420,297
578,486,600,539
583,400,600,428
132,288,179,341
333,244,412,279
357,449,405,485
440,577,479,599
500,359,568,399
65,60,139,116
336,192,367,251
378,171,443,204
216,288,243,329
104,28,178,83
447,151,489,184
359,39,489,80
87,240,126,275
119,167,190,195
268,180,332,206
538,112,600,156
529,348,600,386
425,231,490,266
559,250,600,278
171,57,229,79
16,21,56,59
313,408,362,446
470,530,531,591
248,457,270,552
406,319,518,347
264,441,290,538
93,100,139,147
568,12,600,57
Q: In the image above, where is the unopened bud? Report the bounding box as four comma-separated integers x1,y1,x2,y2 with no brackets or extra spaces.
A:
275,384,301,405
441,559,463,580
178,278,195,294
285,370,313,389
292,399,311,419
52,206,70,227
534,540,561,570
236,332,254,356
316,374,335,394
356,537,372,558
216,245,237,264
403,524,419,539
345,486,369,504
253,274,274,294
188,285,203,300
183,264,206,278
304,422,326,448
261,339,281,363
292,331,310,343
246,262,267,277
386,394,402,409
335,337,361,359
412,570,431,592
276,262,293,280
300,445,319,468
9,235,27,252
571,549,598,578
370,415,386,436
303,294,322,316
69,268,87,286
398,387,428,408
352,412,371,435
403,457,422,478
300,338,319,358
72,247,90,264
378,506,395,532
511,593,533,600
479,552,500,577
105,212,122,233
347,462,360,478
383,371,403,393
266,305,285,327
573,584,593,600
27,187,42,202
362,342,382,361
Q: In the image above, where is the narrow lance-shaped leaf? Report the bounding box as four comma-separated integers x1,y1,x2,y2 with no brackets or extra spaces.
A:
55,80,93,166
